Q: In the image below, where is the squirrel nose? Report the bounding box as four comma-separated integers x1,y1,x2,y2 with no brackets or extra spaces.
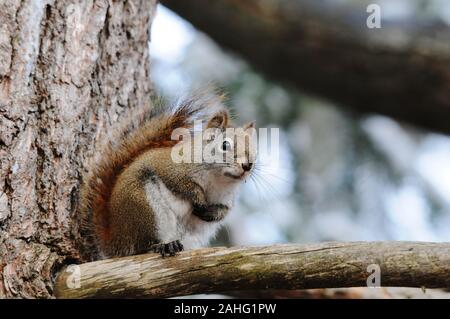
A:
242,162,253,172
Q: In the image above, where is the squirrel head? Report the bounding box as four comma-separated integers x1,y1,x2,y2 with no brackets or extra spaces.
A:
202,111,257,183
171,109,257,183
169,97,258,185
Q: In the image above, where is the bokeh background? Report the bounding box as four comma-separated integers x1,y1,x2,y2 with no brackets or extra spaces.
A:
150,1,450,248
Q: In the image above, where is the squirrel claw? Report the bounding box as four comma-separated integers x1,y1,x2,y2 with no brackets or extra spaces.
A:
152,240,184,257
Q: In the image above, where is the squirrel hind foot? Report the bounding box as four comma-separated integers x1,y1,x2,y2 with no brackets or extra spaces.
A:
151,240,184,257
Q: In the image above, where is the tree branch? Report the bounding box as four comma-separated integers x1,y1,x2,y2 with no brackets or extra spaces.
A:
54,242,450,298
161,0,450,134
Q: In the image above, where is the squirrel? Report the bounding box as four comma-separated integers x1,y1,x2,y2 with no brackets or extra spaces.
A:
78,94,256,260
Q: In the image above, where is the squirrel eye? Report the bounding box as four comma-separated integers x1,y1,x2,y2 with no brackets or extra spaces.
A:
222,140,232,151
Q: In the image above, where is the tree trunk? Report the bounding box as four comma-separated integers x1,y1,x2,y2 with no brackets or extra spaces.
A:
0,0,156,298
162,0,450,134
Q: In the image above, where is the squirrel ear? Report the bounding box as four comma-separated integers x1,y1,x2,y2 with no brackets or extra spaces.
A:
243,121,255,131
207,110,229,129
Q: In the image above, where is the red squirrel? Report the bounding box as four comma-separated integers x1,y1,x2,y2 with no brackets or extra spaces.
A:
78,95,256,259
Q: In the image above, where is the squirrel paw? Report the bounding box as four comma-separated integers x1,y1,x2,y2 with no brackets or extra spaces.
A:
151,240,184,257
193,203,229,222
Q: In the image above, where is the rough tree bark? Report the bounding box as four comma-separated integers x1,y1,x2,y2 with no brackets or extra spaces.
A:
162,0,450,134
0,0,156,298
54,242,450,299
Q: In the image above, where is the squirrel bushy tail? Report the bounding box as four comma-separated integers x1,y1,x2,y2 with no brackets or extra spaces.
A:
77,94,227,260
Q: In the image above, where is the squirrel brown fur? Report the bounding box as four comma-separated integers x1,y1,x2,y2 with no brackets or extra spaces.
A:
78,95,256,260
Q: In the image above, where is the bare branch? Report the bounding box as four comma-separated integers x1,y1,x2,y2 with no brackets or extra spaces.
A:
54,241,450,298
161,0,450,134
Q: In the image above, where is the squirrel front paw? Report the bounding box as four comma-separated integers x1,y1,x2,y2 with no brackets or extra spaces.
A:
151,240,184,257
192,203,229,222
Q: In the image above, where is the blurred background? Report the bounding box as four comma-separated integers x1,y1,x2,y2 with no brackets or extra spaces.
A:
150,0,450,248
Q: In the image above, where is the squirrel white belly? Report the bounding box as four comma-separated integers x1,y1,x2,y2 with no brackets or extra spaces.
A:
78,95,256,259
144,173,223,251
